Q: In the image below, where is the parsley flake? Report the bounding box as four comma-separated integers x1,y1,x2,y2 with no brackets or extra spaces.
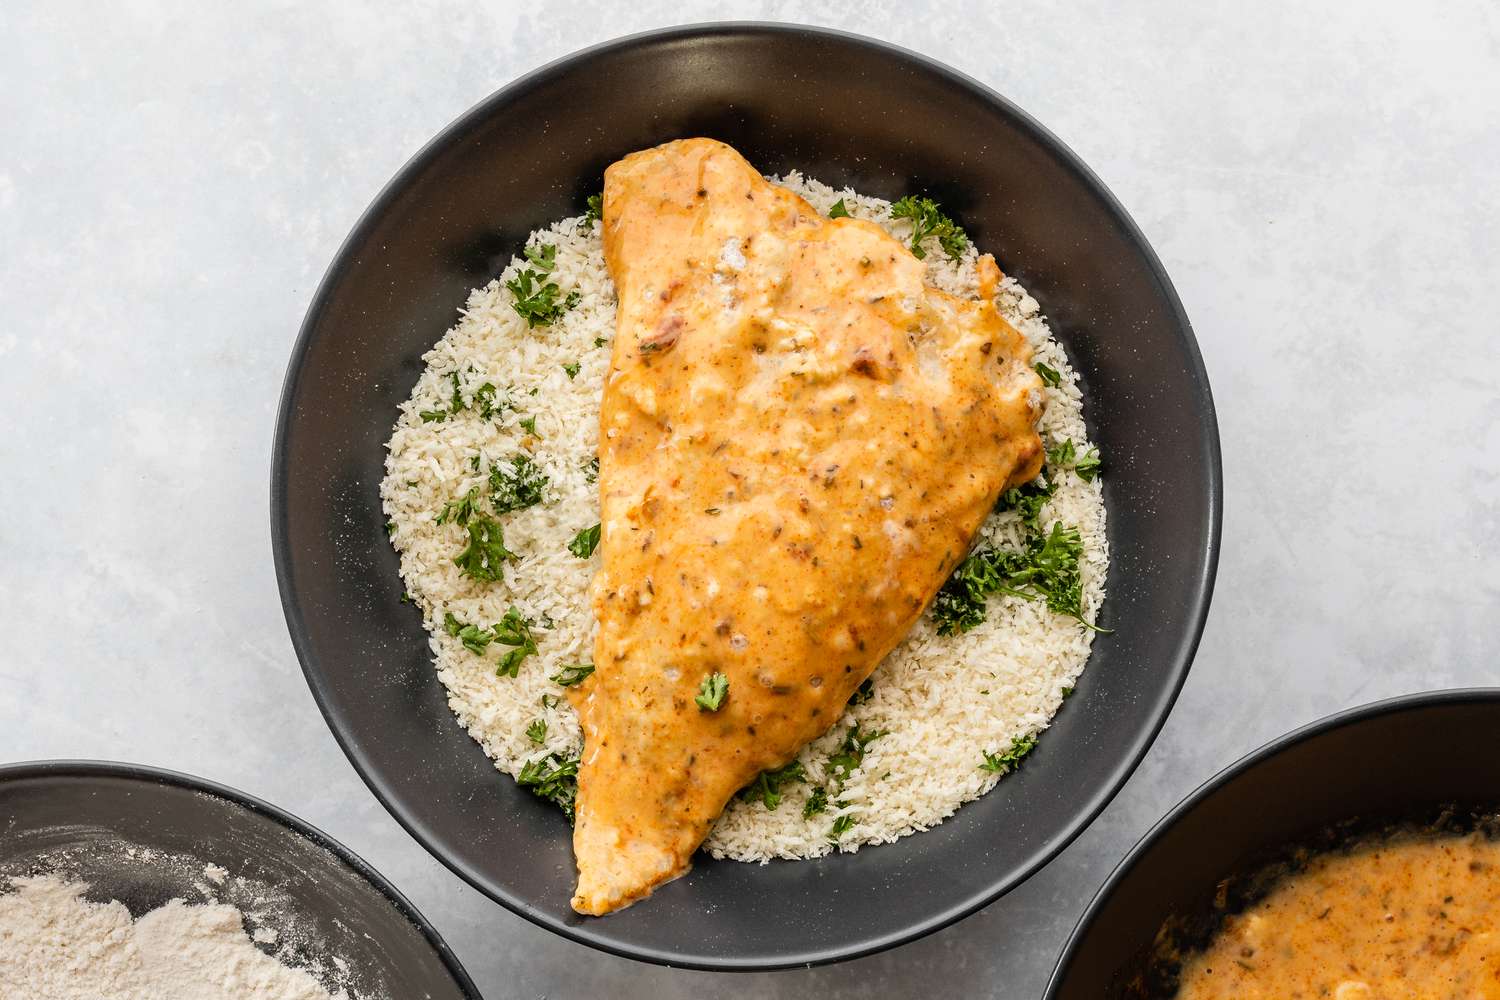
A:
695,672,728,712
517,754,578,821
435,486,481,527
442,612,501,655
980,734,1038,774
492,606,538,677
524,243,558,273
739,761,806,811
506,248,580,328
1046,438,1102,483
1035,361,1062,388
889,195,969,262
550,662,594,687
997,474,1055,532
489,455,547,514
932,522,1105,634
828,198,851,219
453,516,517,582
567,523,601,559
827,724,884,784
474,382,502,419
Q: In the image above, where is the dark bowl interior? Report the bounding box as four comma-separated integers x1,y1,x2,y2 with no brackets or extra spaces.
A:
272,23,1220,968
1046,689,1500,997
0,761,477,999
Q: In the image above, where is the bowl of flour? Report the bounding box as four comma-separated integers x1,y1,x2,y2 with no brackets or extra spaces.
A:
0,761,478,1000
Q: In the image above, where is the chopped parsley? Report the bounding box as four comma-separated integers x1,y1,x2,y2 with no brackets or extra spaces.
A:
567,523,601,559
384,521,396,536
550,662,594,687
827,724,884,784
996,474,1055,532
524,243,558,273
827,198,851,219
519,415,537,436
506,246,580,328
526,718,547,744
889,195,969,262
420,369,501,423
489,455,547,514
453,516,516,582
1075,449,1102,482
847,677,875,706
1046,438,1102,482
474,382,502,419
593,336,608,348
1035,361,1062,388
492,606,538,677
1046,439,1075,467
562,361,580,379
739,760,806,811
931,522,1104,633
517,754,578,821
435,486,481,527
695,672,728,712
582,193,603,229
980,734,1038,774
807,724,886,838
583,456,599,483
442,612,497,655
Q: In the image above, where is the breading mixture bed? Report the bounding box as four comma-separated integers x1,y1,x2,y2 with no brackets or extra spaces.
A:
380,172,1107,862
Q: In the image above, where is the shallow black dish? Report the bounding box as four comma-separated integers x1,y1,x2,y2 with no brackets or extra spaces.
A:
1046,689,1500,997
0,761,478,999
272,23,1220,969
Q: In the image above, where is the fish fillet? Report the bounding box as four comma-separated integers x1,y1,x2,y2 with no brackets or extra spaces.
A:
568,138,1044,914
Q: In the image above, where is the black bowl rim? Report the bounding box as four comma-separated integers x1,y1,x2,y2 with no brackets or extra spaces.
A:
0,758,482,999
1043,687,1500,996
272,20,1222,970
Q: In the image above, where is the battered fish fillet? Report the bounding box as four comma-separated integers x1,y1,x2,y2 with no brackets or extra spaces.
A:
567,138,1044,914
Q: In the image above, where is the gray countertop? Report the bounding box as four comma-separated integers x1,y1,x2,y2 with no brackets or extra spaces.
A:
3,3,1497,997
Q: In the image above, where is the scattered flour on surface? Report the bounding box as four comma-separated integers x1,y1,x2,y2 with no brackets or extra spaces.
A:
0,875,347,1000
381,170,1109,862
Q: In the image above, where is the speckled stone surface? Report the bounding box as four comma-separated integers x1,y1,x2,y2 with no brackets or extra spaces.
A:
2,3,1497,997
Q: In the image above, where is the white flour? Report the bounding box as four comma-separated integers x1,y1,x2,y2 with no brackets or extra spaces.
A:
0,875,346,1000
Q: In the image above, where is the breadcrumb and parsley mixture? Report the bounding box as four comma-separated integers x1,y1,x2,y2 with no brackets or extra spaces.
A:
380,175,1107,862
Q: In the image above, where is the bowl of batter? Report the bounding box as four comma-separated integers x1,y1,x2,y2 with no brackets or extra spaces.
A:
1046,689,1500,998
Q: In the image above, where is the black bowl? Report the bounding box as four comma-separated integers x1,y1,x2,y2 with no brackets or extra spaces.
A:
272,23,1220,969
0,761,478,999
1046,689,1500,997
